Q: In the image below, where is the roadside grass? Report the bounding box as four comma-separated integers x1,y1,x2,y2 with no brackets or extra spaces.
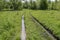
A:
31,10,60,38
0,11,23,40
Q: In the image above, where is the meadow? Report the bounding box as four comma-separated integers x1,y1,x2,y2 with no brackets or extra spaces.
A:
0,10,60,40
31,10,60,38
24,10,54,40
0,11,23,40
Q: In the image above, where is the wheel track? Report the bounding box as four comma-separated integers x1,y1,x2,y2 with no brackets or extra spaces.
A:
21,15,26,40
30,14,60,40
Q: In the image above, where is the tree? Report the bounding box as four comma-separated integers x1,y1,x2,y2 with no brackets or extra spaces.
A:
51,0,58,10
23,1,29,9
30,0,37,10
48,0,51,4
10,0,22,10
39,0,48,10
55,0,58,10
3,0,9,9
32,1,37,9
0,0,4,10
51,2,55,10
17,1,23,10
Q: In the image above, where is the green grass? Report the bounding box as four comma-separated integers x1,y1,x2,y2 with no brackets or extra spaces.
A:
0,11,23,40
24,10,54,40
0,10,60,40
31,10,60,38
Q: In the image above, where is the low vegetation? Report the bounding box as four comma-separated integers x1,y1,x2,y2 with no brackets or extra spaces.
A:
24,10,54,40
0,10,59,40
0,11,22,40
31,10,60,38
0,0,60,40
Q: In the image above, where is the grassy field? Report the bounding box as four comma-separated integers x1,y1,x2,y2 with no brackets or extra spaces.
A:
23,10,54,40
31,10,60,38
0,10,60,40
0,11,23,40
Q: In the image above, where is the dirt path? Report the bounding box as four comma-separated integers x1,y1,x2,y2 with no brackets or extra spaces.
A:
21,15,26,40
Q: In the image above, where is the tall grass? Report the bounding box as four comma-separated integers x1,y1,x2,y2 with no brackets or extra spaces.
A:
0,11,22,40
24,10,54,40
32,10,60,38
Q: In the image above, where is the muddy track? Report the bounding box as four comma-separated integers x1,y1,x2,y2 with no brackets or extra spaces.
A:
30,14,60,40
21,15,26,40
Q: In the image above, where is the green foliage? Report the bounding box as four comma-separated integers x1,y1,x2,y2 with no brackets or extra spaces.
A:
24,10,54,40
48,0,51,4
48,0,60,10
0,2,4,10
0,0,60,10
32,10,60,38
0,0,23,11
51,2,56,10
0,9,60,40
23,1,29,9
10,0,22,10
30,0,37,10
39,0,48,10
0,11,22,40
23,0,37,10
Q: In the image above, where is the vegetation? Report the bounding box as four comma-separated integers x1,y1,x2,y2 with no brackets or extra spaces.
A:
39,0,48,10
24,10,54,40
31,10,60,38
0,0,60,40
10,0,22,10
23,1,29,9
0,11,22,40
0,1,4,10
0,0,23,10
1,9,60,40
30,0,37,9
0,0,60,10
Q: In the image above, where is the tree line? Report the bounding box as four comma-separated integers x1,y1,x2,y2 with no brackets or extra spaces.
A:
0,0,60,11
